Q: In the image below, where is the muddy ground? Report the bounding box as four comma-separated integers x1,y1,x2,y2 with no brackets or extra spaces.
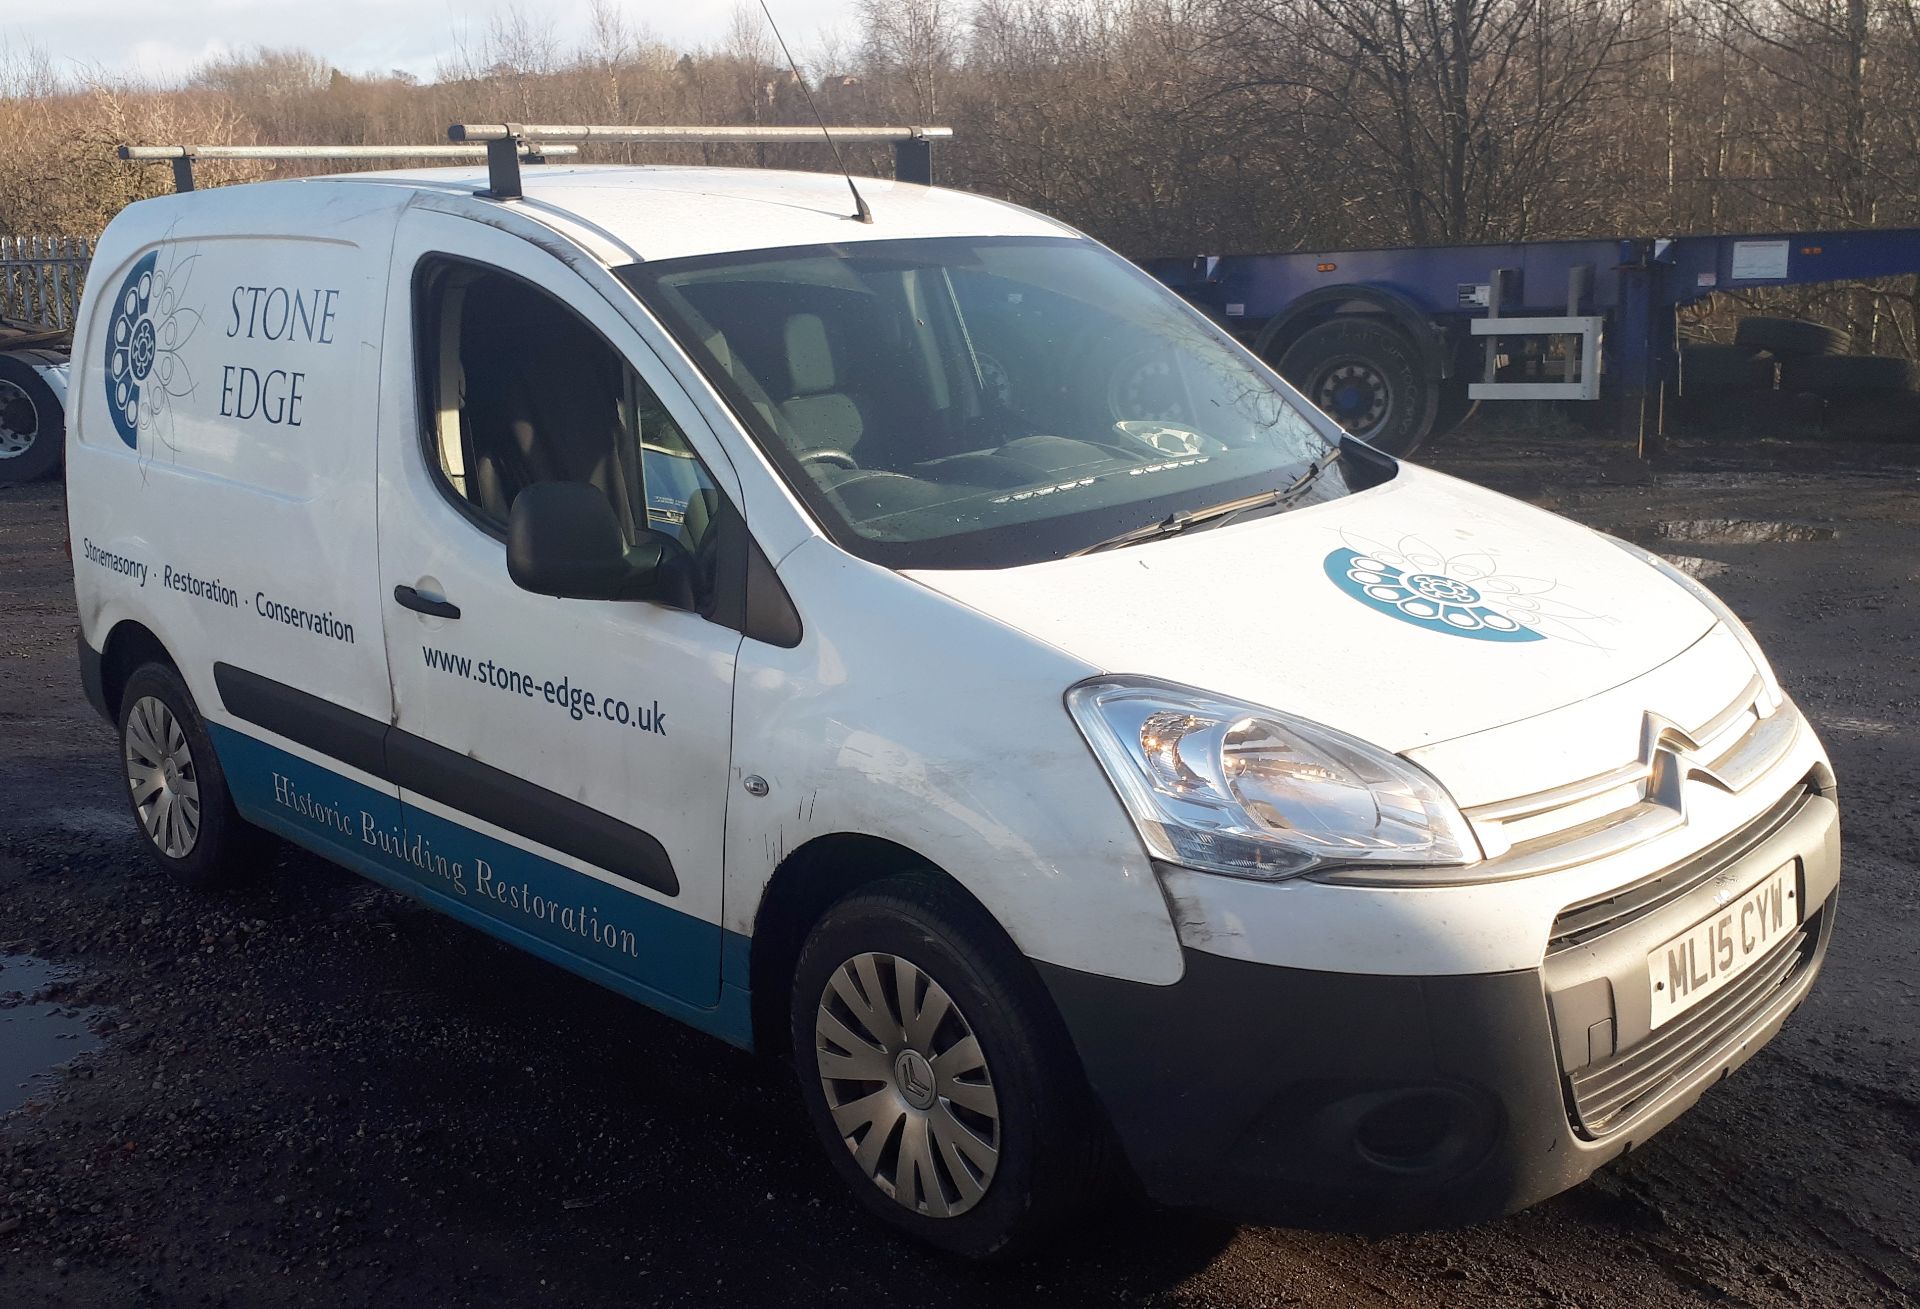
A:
3,423,1918,1307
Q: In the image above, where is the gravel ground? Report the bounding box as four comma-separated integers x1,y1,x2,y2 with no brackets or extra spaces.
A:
3,426,1918,1307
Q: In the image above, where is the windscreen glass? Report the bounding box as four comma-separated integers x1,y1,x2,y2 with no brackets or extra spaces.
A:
621,237,1364,569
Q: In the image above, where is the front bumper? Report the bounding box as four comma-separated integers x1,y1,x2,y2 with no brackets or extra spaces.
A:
1038,785,1840,1230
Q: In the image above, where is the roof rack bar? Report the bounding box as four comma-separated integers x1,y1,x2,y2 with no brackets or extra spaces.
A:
448,123,952,194
449,123,950,144
118,142,578,193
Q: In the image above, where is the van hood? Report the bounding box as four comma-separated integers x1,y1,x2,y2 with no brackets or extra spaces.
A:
907,465,1718,755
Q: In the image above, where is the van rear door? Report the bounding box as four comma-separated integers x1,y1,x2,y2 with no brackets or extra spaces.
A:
372,209,745,1030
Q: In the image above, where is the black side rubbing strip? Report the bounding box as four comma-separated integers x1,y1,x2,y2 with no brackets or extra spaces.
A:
215,661,389,779
211,662,679,897
385,728,679,897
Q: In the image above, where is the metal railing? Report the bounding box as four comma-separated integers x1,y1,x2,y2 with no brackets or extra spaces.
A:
0,235,93,332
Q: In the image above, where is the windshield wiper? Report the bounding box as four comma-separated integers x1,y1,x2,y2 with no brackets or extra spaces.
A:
1069,448,1343,557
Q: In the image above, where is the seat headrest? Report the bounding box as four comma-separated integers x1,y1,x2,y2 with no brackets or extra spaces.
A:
784,313,836,396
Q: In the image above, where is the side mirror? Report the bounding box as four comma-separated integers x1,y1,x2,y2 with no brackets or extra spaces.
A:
508,482,664,601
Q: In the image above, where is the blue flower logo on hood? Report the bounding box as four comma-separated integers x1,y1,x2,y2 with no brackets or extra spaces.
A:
1323,533,1606,645
103,247,200,452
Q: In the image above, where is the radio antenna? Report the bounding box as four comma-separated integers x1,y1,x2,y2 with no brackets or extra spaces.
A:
757,0,872,223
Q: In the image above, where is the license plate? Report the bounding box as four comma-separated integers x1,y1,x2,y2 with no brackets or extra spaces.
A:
1647,863,1798,1028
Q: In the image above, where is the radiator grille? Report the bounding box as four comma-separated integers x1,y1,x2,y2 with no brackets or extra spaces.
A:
1547,780,1816,954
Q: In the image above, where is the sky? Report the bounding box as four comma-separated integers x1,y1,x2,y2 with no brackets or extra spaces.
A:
5,0,858,85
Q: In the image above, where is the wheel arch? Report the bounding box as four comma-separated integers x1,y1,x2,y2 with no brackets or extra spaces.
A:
746,832,1029,1056
1253,284,1449,380
98,619,178,722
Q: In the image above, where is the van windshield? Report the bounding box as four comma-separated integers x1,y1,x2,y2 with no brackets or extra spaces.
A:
621,236,1362,569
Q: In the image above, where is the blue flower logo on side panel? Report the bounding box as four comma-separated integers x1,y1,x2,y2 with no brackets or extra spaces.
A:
104,252,157,449
102,246,200,453
1326,546,1545,642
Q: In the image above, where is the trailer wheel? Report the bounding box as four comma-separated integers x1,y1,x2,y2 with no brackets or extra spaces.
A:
1276,318,1437,456
0,355,64,486
1734,316,1849,359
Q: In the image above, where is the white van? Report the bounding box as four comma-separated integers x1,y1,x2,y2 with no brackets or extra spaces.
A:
67,145,1839,1257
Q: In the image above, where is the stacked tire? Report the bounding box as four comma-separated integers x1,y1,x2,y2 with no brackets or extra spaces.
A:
1680,316,1918,441
1755,317,1917,442
1675,330,1787,435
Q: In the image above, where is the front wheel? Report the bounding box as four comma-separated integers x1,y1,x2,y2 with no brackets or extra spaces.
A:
790,874,1103,1258
1276,318,1437,456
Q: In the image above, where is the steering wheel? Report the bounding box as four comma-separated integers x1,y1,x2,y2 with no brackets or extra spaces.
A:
1107,347,1191,423
799,447,859,470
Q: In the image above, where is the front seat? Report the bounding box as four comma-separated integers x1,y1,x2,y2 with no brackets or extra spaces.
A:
463,282,640,540
777,312,867,460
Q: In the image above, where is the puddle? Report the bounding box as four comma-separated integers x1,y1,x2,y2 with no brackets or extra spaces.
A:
0,953,105,1117
1649,519,1836,545
1659,554,1731,581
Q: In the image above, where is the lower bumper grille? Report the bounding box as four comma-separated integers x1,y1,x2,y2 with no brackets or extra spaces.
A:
1565,907,1822,1137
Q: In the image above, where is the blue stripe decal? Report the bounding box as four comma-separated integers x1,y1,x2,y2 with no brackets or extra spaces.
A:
209,724,754,1048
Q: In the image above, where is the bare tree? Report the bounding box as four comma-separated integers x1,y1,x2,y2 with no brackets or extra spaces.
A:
1213,0,1646,243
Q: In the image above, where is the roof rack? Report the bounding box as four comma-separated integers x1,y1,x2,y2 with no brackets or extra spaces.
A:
446,123,953,201
117,142,580,194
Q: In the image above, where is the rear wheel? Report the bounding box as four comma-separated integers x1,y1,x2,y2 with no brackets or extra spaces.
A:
1275,318,1437,456
790,874,1101,1258
118,663,263,889
0,355,63,486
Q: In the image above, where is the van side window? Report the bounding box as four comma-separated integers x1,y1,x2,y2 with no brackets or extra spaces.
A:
416,261,728,604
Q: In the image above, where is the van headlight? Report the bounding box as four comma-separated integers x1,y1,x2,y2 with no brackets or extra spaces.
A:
1600,534,1784,715
1067,678,1481,881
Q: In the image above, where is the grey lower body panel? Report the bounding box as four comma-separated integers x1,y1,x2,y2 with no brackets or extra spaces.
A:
1037,790,1840,1230
78,629,110,723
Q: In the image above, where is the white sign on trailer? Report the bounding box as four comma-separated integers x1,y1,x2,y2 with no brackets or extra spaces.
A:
1731,239,1791,281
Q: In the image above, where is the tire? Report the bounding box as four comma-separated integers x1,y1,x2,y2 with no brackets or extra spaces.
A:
1780,353,1917,396
1734,316,1849,358
1275,317,1438,456
118,663,264,889
1680,342,1775,394
790,873,1102,1258
0,354,64,486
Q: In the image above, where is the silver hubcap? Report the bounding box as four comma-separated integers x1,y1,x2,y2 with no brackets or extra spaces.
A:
125,696,201,858
0,379,37,458
814,951,1001,1218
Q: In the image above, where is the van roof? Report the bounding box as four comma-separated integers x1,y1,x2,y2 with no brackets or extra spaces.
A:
307,163,1073,264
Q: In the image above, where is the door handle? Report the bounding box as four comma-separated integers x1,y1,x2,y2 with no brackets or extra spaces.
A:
394,584,461,620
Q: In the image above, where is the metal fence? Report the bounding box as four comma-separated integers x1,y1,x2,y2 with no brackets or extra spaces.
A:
0,235,93,333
